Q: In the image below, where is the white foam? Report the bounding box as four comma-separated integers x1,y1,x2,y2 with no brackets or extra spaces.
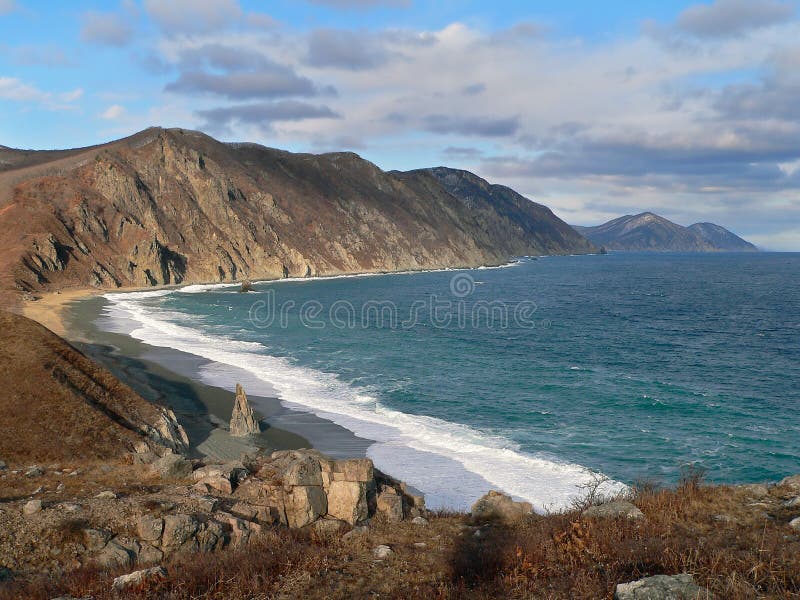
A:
100,286,625,511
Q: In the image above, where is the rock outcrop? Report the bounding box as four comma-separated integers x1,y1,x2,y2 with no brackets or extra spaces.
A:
471,490,532,523
614,573,703,599
0,127,594,303
229,384,260,437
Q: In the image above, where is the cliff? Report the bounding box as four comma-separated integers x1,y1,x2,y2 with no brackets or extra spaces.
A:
574,212,758,252
0,127,594,305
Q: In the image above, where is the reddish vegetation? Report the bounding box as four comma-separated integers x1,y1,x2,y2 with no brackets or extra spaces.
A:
0,311,163,462
2,477,799,599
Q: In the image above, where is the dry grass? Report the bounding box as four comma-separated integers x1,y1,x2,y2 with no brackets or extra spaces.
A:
2,477,800,599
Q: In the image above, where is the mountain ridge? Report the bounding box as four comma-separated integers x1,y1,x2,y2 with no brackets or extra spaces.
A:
574,212,757,252
0,127,594,306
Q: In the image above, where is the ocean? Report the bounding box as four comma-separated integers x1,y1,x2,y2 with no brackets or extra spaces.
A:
97,252,800,511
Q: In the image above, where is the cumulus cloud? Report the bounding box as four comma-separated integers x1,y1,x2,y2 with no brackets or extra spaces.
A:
165,67,323,100
143,0,242,34
81,11,134,46
197,100,339,128
0,0,16,15
423,114,520,137
307,0,410,8
677,0,795,38
305,29,388,70
100,104,126,119
442,146,483,158
0,77,45,101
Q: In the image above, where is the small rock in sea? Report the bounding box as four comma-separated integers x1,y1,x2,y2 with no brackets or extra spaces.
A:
95,490,117,499
111,566,168,592
583,500,645,521
614,573,702,600
373,545,393,560
411,516,429,526
25,466,44,477
789,517,800,531
23,499,42,515
239,280,253,293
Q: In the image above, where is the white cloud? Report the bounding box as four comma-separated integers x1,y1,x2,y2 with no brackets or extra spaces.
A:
0,77,46,101
60,88,84,102
143,0,241,34
100,104,126,119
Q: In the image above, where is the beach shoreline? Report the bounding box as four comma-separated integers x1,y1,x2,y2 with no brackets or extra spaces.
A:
50,290,375,464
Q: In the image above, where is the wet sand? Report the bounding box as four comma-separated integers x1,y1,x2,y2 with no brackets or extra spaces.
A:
62,294,374,462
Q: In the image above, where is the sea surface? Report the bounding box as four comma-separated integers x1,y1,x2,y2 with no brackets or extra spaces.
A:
97,252,800,510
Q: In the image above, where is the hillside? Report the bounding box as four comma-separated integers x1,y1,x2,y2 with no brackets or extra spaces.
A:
688,222,759,252
0,311,187,463
0,127,593,306
574,212,757,252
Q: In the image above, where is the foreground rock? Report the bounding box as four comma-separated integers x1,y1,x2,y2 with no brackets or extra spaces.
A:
112,566,168,592
471,491,532,523
229,384,260,437
614,573,702,599
151,453,192,479
583,500,645,521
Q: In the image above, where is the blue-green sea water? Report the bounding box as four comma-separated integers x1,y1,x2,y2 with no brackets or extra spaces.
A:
100,253,800,510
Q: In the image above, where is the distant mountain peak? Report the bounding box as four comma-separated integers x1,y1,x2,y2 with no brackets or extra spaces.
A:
574,212,758,253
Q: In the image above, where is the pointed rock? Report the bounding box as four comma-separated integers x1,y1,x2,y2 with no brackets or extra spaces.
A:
230,384,260,437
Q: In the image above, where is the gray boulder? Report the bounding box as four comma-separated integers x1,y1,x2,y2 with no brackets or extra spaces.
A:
152,453,192,479
614,573,702,599
111,566,167,592
471,491,532,523
22,499,42,516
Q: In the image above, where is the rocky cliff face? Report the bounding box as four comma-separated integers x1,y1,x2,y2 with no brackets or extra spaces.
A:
574,212,757,252
0,127,594,299
687,222,758,252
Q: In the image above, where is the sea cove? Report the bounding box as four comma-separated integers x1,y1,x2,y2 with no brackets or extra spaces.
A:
89,252,800,510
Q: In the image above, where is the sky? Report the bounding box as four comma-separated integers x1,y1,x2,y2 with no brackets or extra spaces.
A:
1,1,799,250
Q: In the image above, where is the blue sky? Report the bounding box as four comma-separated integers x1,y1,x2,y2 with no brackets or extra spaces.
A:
2,0,799,249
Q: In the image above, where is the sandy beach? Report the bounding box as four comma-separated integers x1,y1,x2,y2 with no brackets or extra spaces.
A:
46,290,374,463
22,287,99,337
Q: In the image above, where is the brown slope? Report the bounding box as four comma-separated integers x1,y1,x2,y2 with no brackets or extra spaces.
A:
0,127,594,305
0,311,186,463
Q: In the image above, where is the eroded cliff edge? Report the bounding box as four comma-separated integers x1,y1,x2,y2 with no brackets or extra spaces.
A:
0,127,594,303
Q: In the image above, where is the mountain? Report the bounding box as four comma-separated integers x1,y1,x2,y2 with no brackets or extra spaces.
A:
0,127,594,304
687,222,758,252
574,212,757,252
